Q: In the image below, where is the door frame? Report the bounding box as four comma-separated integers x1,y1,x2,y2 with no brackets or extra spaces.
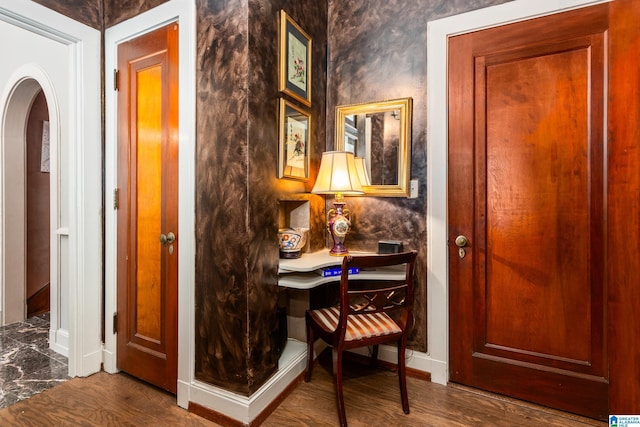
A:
0,0,101,377
425,0,610,385
103,0,196,408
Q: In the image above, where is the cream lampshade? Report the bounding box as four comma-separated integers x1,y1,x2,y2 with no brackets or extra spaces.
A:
312,151,364,255
354,157,371,187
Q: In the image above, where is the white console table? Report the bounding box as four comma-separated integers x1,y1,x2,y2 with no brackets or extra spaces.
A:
275,249,409,391
277,249,406,352
278,249,406,289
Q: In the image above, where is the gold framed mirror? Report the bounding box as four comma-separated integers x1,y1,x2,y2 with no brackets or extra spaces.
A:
335,98,412,197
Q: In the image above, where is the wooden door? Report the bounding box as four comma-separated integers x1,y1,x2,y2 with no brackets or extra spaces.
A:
448,5,609,420
608,0,640,413
116,23,179,393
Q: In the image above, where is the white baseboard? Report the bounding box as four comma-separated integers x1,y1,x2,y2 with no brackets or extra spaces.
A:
102,346,117,374
187,339,308,424
76,346,103,377
183,340,440,425
49,327,69,357
177,378,190,409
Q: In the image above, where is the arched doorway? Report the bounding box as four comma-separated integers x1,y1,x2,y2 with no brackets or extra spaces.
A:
1,77,56,328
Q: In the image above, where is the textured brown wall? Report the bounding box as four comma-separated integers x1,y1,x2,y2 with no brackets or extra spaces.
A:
104,0,168,27
194,0,328,395
246,0,327,392
31,0,102,29
194,0,252,394
327,0,511,352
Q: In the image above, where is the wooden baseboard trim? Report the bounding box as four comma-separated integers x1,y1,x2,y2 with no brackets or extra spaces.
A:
250,373,304,426
27,282,50,318
189,402,245,427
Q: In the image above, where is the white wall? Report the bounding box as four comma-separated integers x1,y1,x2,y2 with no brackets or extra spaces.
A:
0,0,102,377
0,19,69,330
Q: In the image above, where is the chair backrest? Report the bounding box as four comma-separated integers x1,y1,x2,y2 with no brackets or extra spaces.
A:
337,251,417,336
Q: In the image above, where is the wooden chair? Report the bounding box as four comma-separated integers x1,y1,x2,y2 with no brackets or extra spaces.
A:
304,251,417,427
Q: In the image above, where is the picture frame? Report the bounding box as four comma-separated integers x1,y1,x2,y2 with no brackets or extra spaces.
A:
279,10,312,107
40,120,50,173
278,98,310,180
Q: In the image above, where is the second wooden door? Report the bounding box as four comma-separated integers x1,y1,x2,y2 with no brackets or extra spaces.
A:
448,5,609,420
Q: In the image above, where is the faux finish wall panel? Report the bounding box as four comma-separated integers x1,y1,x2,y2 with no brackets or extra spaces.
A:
32,0,101,29
327,0,511,352
104,0,169,28
246,0,328,393
194,0,252,395
194,0,327,395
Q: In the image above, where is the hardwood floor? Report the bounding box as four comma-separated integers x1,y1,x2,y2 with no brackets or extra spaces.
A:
0,349,606,426
264,350,606,427
0,371,212,426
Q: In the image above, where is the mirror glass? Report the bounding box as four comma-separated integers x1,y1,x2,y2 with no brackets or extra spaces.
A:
335,98,412,197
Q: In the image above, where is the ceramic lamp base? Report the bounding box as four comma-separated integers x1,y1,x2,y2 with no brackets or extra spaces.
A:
328,201,351,256
329,244,348,256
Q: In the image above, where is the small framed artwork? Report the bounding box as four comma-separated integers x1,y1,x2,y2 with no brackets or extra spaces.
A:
279,10,312,107
40,120,50,173
279,98,310,180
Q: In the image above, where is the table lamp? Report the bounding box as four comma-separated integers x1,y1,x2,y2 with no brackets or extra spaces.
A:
311,151,364,256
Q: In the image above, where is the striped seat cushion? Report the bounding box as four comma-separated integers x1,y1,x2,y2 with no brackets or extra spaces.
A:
309,306,402,341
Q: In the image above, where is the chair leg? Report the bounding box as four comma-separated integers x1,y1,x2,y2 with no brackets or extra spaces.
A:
397,338,410,414
304,321,314,382
333,348,348,427
370,344,379,367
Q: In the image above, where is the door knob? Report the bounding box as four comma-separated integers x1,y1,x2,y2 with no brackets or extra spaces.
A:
455,235,468,247
159,232,176,245
455,235,468,259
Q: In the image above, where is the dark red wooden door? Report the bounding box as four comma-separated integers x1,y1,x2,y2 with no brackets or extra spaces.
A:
448,5,609,420
607,0,640,414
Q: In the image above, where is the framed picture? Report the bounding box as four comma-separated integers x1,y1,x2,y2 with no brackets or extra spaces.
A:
40,120,50,173
279,98,310,180
279,10,312,107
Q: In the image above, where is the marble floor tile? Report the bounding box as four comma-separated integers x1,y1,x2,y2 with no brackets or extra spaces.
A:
0,313,69,409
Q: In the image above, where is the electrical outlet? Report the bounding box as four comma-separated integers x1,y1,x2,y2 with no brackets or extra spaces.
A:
409,179,419,198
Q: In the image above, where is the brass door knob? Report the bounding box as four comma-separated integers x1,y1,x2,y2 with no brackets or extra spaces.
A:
159,232,176,245
455,235,468,247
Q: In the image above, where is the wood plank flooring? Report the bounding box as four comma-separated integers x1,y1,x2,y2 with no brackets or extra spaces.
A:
0,349,606,426
0,371,212,426
264,350,606,427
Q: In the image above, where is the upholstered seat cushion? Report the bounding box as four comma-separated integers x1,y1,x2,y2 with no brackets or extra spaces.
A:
308,306,402,341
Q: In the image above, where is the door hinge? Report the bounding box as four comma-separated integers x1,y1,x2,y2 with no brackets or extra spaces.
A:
113,312,118,334
113,69,119,91
113,188,119,210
